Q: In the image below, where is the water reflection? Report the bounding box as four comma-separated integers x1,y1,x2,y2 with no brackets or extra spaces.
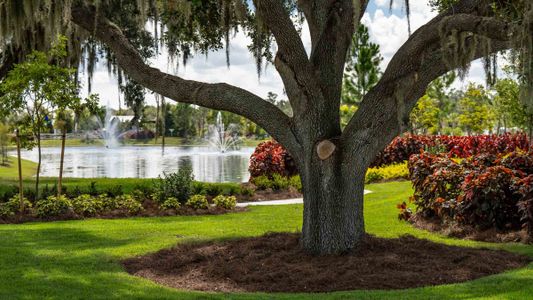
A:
11,146,255,182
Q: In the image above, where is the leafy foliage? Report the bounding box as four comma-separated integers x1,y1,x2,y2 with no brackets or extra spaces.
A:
248,140,297,179
406,150,533,231
213,195,236,210
152,166,194,204
35,195,72,218
342,24,382,105
0,195,31,218
159,197,181,210
186,194,208,210
71,194,103,217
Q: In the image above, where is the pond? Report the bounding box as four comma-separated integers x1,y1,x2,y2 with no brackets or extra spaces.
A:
12,146,255,182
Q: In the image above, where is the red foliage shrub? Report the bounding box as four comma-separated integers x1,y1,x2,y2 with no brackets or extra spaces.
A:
248,140,297,179
372,132,530,167
408,153,464,219
251,133,530,178
406,150,533,231
458,166,522,230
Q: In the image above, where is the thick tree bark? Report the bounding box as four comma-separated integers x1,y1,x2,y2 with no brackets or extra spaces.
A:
300,154,365,254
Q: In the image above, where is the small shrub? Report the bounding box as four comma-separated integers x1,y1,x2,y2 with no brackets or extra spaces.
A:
241,186,255,196
35,195,72,218
213,195,237,210
365,162,409,183
248,140,297,178
271,173,289,190
397,201,412,221
160,197,181,210
458,166,521,229
289,175,302,192
115,194,144,214
251,175,273,190
0,195,32,218
186,194,208,209
71,194,103,217
152,166,194,203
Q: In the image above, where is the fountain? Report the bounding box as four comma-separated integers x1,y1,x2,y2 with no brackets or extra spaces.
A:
208,112,240,153
91,105,120,148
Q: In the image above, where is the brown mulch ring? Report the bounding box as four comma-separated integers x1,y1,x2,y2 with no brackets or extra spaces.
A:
410,214,532,244
122,232,530,293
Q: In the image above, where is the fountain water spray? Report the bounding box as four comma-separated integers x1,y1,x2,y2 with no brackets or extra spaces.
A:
208,112,240,153
92,105,120,148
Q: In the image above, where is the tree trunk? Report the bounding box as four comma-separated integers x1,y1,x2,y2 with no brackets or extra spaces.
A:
300,153,365,255
57,128,66,197
35,130,42,201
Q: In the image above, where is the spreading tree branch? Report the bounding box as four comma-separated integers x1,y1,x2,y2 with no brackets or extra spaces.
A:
70,2,300,153
342,0,523,164
253,0,323,114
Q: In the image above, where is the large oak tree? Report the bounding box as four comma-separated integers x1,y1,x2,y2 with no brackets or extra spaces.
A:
0,0,531,254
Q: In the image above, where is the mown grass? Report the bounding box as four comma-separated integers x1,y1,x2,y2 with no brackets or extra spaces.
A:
0,157,37,179
0,181,532,299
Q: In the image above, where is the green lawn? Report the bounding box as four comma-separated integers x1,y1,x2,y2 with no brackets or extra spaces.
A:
0,181,532,299
0,157,37,179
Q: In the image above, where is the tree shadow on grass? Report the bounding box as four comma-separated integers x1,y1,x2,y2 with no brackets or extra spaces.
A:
0,221,532,299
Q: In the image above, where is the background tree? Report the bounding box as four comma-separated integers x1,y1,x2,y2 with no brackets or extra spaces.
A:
0,123,9,166
341,24,383,105
410,95,441,134
0,0,531,254
457,84,495,135
0,36,77,199
121,79,146,129
493,78,524,132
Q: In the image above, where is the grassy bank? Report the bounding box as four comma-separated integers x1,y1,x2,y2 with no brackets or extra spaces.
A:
35,137,265,148
0,157,37,179
0,181,531,299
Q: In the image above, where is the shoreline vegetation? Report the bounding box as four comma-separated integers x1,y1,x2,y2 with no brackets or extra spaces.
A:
5,137,266,148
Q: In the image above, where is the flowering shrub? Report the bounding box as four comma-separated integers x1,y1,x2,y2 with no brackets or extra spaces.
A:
248,140,297,179
406,150,533,232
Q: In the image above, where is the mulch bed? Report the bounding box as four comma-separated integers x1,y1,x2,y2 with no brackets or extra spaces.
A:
0,200,246,224
410,214,532,244
236,184,301,202
122,232,530,293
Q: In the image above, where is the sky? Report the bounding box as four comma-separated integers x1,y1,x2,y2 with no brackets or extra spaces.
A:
79,1,491,109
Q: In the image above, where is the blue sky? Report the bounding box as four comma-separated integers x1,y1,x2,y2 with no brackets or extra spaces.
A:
79,1,490,108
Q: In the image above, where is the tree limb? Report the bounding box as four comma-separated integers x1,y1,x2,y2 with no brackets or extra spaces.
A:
70,2,300,153
342,0,523,164
253,0,322,114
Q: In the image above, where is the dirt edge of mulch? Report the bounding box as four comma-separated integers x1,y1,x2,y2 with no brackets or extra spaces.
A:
122,232,531,293
410,214,533,244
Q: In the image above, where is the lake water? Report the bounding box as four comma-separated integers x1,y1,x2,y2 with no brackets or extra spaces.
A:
12,146,255,182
